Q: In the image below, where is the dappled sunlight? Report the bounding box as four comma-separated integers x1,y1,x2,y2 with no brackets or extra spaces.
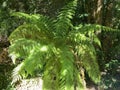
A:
16,77,43,90
40,46,48,52
0,0,120,90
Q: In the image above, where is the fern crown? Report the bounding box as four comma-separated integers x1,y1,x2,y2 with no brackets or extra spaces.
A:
9,0,118,89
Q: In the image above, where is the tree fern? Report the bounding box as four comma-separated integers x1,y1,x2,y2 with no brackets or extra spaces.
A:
8,0,119,89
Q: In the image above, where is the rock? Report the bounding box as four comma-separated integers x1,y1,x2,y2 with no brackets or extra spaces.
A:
15,77,43,90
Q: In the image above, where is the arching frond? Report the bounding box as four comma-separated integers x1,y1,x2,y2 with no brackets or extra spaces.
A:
11,12,54,41
9,24,51,43
12,43,54,83
43,49,60,90
54,0,78,38
11,12,43,23
69,30,101,83
42,46,75,90
73,24,120,47
75,24,120,33
9,38,41,63
68,31,91,45
76,44,101,83
58,47,74,90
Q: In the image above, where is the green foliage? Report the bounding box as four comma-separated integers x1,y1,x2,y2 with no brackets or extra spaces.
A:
9,0,120,89
113,0,120,29
100,59,120,90
0,64,14,90
0,1,18,36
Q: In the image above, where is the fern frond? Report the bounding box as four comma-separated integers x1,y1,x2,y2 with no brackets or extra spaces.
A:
74,67,84,90
58,47,74,90
9,38,42,63
73,24,120,47
8,24,51,43
12,44,52,83
9,24,40,42
75,24,120,34
76,44,101,83
68,31,92,46
11,12,40,22
72,25,99,47
54,0,78,38
11,12,54,41
43,53,60,90
69,29,101,83
43,46,76,90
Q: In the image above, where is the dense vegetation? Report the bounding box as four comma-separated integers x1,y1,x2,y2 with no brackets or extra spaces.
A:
0,0,120,90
